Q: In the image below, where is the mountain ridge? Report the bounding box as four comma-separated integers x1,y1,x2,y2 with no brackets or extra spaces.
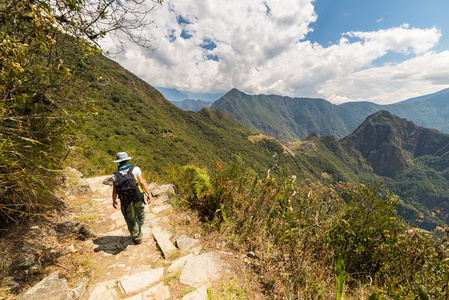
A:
69,50,449,230
211,88,449,140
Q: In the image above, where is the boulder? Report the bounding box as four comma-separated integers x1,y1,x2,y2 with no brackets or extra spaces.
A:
179,252,226,288
151,184,175,197
176,235,197,251
102,176,113,186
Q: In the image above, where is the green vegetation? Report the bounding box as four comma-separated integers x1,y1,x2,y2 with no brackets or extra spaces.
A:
211,88,449,140
162,267,182,283
67,52,314,181
171,163,449,299
4,2,449,299
211,89,356,140
0,0,98,223
208,278,251,299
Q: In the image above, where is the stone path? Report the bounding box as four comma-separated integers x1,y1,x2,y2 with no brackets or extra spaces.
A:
19,175,233,300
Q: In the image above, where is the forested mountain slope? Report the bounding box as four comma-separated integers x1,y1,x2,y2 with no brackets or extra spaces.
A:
68,50,449,230
69,53,300,178
337,111,449,229
210,88,353,140
211,88,449,140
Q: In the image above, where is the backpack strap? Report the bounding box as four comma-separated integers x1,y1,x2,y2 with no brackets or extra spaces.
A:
128,166,146,204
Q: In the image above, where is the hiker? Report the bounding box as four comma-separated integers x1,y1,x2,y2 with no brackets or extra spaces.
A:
112,152,152,244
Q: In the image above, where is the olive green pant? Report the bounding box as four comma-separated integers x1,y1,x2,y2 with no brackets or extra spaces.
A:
120,201,145,243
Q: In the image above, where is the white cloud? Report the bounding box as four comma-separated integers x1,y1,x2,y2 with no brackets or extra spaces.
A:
320,51,449,104
99,1,448,104
344,24,441,55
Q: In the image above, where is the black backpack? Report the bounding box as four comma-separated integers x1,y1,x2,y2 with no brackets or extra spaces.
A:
113,167,145,205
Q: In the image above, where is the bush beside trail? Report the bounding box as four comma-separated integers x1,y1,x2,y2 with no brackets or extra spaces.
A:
169,163,449,299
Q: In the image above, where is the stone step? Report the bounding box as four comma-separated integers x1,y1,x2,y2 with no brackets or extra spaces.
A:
118,268,164,295
152,226,177,259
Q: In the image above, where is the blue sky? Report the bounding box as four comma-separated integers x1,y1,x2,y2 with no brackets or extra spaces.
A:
308,0,449,59
101,0,449,104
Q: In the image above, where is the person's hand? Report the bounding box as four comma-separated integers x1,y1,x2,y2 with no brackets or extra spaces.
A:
147,195,152,204
113,200,118,209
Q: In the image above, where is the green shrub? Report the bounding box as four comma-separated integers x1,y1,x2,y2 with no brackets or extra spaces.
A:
172,164,449,299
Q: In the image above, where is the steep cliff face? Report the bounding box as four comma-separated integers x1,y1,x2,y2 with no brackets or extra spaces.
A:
341,110,449,176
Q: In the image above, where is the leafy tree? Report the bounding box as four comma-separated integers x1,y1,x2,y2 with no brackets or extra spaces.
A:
0,0,162,222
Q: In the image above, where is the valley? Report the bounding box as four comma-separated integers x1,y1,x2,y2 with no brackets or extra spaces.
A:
3,1,449,298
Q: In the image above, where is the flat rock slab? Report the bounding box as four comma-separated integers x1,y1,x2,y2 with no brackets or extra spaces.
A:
149,217,161,227
115,218,126,228
87,175,111,189
181,286,208,300
142,227,152,239
118,268,164,295
152,204,173,214
19,272,70,300
152,227,177,258
151,184,175,197
142,282,170,299
145,212,157,220
87,280,118,300
93,197,110,202
110,210,123,221
180,252,226,288
148,182,158,190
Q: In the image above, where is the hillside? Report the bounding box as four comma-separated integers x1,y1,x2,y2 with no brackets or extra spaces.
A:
70,51,373,186
79,53,449,228
387,88,449,132
63,49,449,231
210,89,352,140
341,110,449,176
68,54,294,177
211,88,449,140
338,111,449,229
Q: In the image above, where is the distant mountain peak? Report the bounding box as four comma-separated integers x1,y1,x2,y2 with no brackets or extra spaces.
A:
224,88,245,97
342,110,449,176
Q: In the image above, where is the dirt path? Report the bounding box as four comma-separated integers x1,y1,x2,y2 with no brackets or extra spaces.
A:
12,174,263,300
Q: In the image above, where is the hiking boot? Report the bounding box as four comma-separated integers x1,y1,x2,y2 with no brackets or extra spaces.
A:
133,239,142,245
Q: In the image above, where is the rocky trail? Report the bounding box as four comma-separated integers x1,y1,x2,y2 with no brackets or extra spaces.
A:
4,171,262,300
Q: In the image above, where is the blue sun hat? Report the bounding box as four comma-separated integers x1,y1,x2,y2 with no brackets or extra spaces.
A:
114,152,132,163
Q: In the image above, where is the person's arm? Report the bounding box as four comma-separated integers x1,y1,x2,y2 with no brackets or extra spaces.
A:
137,175,152,203
112,185,118,209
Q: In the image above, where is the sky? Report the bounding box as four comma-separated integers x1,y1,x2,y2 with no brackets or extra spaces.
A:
100,0,449,104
